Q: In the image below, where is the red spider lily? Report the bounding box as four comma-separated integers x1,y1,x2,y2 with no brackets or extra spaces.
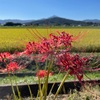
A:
0,52,11,62
56,53,88,81
7,62,19,73
49,34,61,48
37,38,51,54
36,70,53,78
58,31,73,47
40,55,48,62
26,31,73,55
26,42,37,54
25,31,73,62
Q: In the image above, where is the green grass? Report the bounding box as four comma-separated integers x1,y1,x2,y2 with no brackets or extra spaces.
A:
0,27,100,52
0,72,99,85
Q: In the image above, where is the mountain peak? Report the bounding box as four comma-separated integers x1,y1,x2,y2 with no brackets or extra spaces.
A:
48,15,59,18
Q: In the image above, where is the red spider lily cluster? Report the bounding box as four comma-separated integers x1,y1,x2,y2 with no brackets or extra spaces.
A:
0,52,20,73
0,52,11,62
25,31,73,62
0,31,91,81
24,31,89,81
36,70,53,78
7,62,19,73
26,31,73,55
56,53,88,81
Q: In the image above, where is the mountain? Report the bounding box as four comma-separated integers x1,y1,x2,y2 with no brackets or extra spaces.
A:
83,19,100,23
26,16,86,26
0,19,33,24
0,16,100,26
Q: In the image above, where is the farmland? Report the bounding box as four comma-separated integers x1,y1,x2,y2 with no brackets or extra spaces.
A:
0,27,100,53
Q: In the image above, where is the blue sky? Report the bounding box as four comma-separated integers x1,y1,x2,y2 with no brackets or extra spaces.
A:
0,0,100,20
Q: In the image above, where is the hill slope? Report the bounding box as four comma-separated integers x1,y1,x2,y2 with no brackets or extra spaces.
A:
26,16,86,26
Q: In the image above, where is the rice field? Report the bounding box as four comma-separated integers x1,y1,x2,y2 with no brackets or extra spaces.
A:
0,27,100,53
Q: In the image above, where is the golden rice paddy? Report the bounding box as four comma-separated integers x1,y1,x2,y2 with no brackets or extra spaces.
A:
0,27,100,52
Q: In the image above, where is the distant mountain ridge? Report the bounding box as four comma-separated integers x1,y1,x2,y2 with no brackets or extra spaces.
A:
0,19,33,24
0,16,100,26
26,16,86,26
83,19,100,23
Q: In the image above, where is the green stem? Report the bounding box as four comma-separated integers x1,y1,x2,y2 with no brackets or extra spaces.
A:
43,58,53,100
54,71,69,100
27,82,33,100
8,74,17,100
49,82,56,95
14,75,22,100
38,77,43,100
48,71,61,96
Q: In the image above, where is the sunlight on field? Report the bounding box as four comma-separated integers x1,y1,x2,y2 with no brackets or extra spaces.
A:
0,28,100,52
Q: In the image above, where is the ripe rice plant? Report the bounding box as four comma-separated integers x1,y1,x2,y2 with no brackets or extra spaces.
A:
0,27,100,52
